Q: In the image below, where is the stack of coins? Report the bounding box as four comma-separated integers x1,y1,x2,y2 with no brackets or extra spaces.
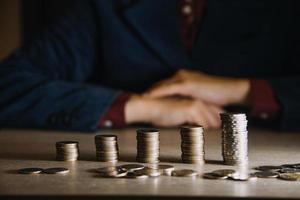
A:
95,135,119,162
220,113,248,166
180,125,205,164
136,128,160,163
56,141,79,161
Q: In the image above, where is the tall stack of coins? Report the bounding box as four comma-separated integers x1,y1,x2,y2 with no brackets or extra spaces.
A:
180,125,205,164
136,128,160,163
95,135,119,162
56,141,79,161
220,113,248,166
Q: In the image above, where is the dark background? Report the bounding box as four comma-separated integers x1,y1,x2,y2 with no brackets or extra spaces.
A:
22,0,73,45
0,0,73,60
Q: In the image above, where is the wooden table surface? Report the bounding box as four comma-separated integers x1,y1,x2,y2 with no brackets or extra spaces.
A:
0,128,300,200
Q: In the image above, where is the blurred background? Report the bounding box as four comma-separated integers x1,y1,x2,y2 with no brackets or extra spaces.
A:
0,0,72,60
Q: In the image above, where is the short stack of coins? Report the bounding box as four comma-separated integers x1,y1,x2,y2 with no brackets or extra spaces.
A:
136,128,160,163
56,141,79,161
180,125,205,164
220,113,248,166
95,135,119,162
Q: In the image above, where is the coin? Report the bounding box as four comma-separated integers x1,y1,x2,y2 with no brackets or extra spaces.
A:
211,169,236,177
292,164,300,169
254,171,279,178
203,172,227,180
180,125,205,164
220,113,248,166
121,164,145,172
56,141,79,161
134,168,161,177
157,165,175,176
96,166,128,178
18,168,43,174
278,173,300,181
255,165,282,172
95,134,119,162
281,164,296,168
229,173,257,181
136,128,160,164
280,168,300,173
171,169,198,177
43,167,69,174
126,172,149,179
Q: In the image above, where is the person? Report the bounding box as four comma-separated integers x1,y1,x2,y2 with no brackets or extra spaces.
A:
0,0,299,131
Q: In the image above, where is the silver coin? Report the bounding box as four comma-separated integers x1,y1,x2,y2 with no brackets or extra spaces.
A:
254,171,279,178
203,172,228,180
121,164,145,172
212,169,236,177
171,169,198,177
56,141,78,146
229,173,257,181
281,168,300,173
126,172,149,179
255,165,282,172
156,165,175,176
43,167,69,174
134,168,161,177
18,168,43,174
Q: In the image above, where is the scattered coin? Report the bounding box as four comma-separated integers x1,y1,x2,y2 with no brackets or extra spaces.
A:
43,167,69,174
229,173,257,181
134,168,161,177
97,166,128,178
136,128,160,163
281,164,296,168
126,171,149,179
121,164,145,172
280,168,300,173
171,169,198,177
56,141,79,161
157,165,175,176
292,164,300,169
180,125,205,164
95,134,119,162
211,169,236,178
255,165,282,172
203,172,227,180
254,171,279,178
18,168,43,174
220,113,248,166
278,173,300,181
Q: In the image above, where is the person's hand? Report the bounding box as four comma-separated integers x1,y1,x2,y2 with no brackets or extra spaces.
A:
145,69,251,106
125,95,222,129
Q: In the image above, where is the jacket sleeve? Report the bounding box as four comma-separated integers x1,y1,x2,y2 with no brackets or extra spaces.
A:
0,1,120,131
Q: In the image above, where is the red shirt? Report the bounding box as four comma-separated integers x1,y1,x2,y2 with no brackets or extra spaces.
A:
99,0,280,128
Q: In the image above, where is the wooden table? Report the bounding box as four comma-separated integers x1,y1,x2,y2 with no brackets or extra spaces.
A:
0,128,300,200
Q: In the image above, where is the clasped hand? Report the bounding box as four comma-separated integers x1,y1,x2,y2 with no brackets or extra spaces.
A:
125,69,250,129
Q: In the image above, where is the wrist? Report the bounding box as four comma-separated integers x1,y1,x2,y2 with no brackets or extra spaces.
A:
125,94,150,124
230,79,251,106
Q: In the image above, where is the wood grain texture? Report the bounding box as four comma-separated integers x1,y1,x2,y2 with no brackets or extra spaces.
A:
0,128,300,200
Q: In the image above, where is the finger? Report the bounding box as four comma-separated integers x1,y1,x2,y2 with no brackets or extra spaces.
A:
188,101,211,129
206,104,223,129
145,82,187,98
191,101,221,129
